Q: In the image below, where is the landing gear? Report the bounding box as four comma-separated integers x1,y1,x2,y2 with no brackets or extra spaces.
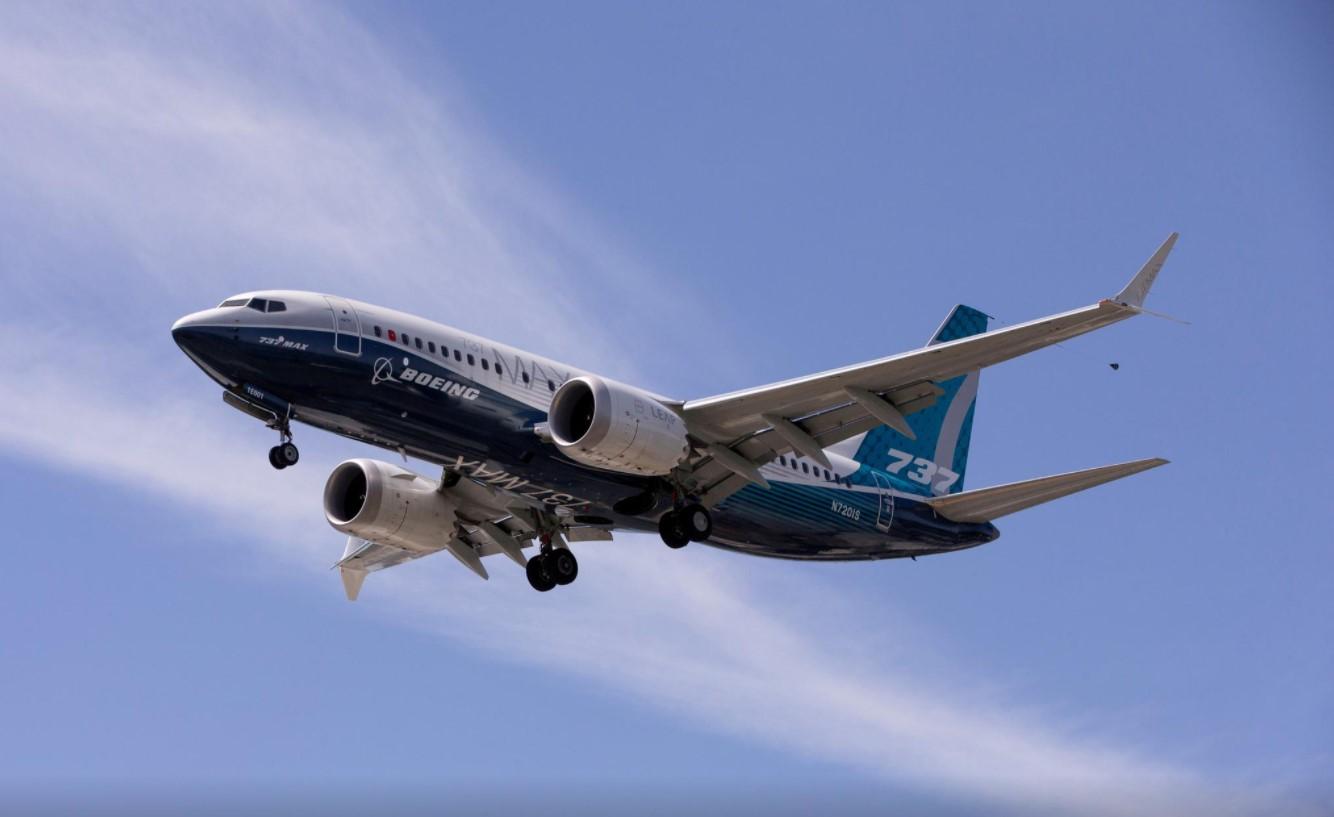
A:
268,441,299,469
659,503,712,549
526,533,579,592
658,511,690,549
526,553,557,592
267,411,299,470
546,548,579,586
681,503,712,541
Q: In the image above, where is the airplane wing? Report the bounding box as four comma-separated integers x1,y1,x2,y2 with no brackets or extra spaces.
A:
678,234,1178,505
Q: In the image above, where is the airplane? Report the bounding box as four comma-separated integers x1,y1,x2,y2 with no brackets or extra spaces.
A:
171,234,1179,599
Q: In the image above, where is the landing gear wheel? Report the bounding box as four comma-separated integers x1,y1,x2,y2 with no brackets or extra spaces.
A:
526,554,556,592
658,512,691,549
268,446,287,470
278,442,300,467
681,503,712,542
547,549,579,586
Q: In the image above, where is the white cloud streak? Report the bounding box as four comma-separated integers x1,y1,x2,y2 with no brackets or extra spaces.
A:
0,3,1304,815
0,0,729,385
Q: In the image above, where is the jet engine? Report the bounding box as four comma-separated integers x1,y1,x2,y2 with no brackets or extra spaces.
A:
323,458,458,552
547,375,690,476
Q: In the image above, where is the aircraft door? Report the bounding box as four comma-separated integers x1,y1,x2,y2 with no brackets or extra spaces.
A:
325,296,362,356
871,470,895,533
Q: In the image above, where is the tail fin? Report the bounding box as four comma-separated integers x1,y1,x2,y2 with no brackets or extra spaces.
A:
847,305,989,495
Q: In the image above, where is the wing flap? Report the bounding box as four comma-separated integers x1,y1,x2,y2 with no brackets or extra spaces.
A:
924,458,1168,523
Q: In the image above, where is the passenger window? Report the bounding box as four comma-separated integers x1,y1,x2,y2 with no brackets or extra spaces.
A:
401,333,410,346
373,326,382,338
522,372,530,384
454,350,461,362
495,363,503,376
779,456,787,466
267,301,286,313
801,462,809,474
248,298,268,312
387,329,397,341
547,380,555,392
428,341,436,353
481,359,489,371
467,354,475,366
415,337,423,350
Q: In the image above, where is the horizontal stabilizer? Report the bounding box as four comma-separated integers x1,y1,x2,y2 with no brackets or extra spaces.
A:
924,458,1168,523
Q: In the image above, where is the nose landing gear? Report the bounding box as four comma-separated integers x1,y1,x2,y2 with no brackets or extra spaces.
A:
267,412,299,470
268,441,300,470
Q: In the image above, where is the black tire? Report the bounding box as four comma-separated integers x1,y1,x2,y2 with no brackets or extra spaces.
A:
279,442,300,466
658,512,690,549
268,446,287,470
547,549,579,586
681,503,712,542
526,554,556,592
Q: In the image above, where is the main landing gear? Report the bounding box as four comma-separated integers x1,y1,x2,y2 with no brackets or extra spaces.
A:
658,503,712,549
526,534,579,592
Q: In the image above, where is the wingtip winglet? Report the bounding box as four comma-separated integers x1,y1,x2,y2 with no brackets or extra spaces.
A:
340,566,367,601
1114,232,1179,308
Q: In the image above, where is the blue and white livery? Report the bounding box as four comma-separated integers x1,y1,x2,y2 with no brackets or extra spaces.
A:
172,235,1178,597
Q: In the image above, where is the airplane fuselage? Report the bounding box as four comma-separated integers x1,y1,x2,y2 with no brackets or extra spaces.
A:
172,290,999,561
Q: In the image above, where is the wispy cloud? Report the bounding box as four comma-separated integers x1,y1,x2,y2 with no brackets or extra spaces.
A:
0,0,727,385
0,3,1304,815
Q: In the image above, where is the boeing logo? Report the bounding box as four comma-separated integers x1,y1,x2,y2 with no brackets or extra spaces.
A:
371,357,480,401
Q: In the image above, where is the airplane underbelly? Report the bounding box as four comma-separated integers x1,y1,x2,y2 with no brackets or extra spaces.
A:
705,482,997,561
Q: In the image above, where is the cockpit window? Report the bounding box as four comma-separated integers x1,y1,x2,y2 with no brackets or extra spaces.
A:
248,298,269,312
219,298,249,308
266,300,287,313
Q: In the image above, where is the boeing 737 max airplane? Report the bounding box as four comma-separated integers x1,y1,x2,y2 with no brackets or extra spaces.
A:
172,234,1178,598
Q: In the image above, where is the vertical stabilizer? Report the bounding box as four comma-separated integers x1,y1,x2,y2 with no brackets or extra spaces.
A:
846,305,989,495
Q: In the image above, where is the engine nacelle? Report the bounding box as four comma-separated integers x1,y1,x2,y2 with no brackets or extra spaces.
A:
323,459,458,552
547,375,689,476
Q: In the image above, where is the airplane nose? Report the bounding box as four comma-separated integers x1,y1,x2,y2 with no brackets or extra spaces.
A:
171,310,216,349
172,314,197,344
172,309,239,387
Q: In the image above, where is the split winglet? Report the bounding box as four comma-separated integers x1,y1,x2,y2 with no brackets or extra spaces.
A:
340,567,368,601
1113,232,1178,308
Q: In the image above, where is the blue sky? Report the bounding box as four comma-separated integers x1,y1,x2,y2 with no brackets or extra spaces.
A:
0,2,1330,815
